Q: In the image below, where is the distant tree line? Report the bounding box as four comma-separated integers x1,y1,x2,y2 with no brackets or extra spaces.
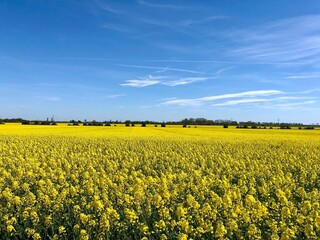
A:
176,118,238,126
21,121,57,126
0,117,318,128
0,118,56,125
73,118,318,129
0,118,27,123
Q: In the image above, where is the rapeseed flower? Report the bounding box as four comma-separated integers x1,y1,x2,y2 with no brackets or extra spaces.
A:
0,124,319,239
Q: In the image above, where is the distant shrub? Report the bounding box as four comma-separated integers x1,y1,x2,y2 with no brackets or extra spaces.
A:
269,126,273,129
251,125,257,129
280,126,291,129
299,127,302,129
51,122,57,125
125,123,130,127
304,126,315,130
86,121,103,126
141,123,146,127
131,124,135,127
83,123,88,126
105,123,111,126
236,125,249,129
21,121,30,125
154,125,158,127
223,124,228,128
183,125,187,128
161,123,166,127
73,123,79,126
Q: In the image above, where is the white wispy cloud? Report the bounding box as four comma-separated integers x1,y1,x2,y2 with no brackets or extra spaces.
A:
296,88,320,94
164,77,208,86
180,15,230,27
121,75,208,87
141,59,304,65
137,0,184,9
216,66,236,75
121,79,160,87
285,74,320,79
231,15,320,64
214,98,272,106
95,0,123,13
50,57,118,61
213,96,314,106
276,100,316,108
118,64,201,74
163,90,283,106
105,93,126,98
121,75,165,87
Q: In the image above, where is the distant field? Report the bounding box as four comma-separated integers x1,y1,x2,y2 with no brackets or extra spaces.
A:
0,123,318,138
0,124,319,239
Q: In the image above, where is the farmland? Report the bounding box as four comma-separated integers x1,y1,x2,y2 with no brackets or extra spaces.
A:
0,124,319,239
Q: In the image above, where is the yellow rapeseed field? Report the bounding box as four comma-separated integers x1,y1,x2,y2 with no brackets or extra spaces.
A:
0,123,319,239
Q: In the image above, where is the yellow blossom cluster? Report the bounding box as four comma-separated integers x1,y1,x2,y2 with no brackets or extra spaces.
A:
0,124,319,239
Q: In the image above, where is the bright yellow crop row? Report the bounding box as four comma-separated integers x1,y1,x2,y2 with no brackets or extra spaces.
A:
0,124,319,239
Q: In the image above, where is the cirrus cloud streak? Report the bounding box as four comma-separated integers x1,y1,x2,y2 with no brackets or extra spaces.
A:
121,75,208,87
163,90,283,106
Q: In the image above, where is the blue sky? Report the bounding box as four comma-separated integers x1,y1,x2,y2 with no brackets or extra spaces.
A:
1,0,320,123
